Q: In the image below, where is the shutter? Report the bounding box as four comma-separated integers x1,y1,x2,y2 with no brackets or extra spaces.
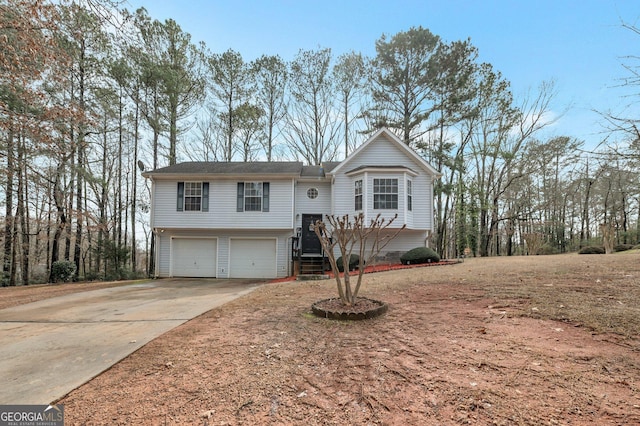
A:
237,182,244,212
262,182,269,212
202,182,209,212
177,182,184,211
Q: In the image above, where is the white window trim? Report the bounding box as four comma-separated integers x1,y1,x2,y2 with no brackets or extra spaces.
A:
373,177,399,210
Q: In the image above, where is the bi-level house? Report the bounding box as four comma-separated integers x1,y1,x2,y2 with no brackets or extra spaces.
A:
142,128,441,279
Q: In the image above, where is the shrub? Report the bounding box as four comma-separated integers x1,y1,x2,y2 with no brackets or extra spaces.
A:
336,254,360,272
614,244,634,252
83,271,100,282
51,260,77,282
400,247,440,265
539,243,559,255
578,246,605,255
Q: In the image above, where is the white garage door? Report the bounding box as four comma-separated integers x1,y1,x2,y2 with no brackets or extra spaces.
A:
229,238,277,279
171,238,217,277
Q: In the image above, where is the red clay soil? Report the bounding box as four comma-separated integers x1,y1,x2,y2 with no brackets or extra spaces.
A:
5,255,640,425
271,260,460,283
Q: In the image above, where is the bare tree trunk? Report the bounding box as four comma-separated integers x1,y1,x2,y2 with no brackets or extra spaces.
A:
83,174,91,278
117,87,124,267
580,161,593,246
9,213,17,286
131,101,139,272
74,48,86,279
49,166,68,283
17,136,29,285
96,125,107,275
74,139,84,279
479,208,490,257
3,129,15,286
64,148,74,261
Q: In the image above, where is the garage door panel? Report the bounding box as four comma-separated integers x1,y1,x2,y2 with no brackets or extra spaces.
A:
230,239,276,279
172,238,217,277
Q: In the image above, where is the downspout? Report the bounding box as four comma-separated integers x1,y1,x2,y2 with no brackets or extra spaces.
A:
363,171,368,224
286,235,294,277
425,230,432,248
153,228,160,278
142,171,158,278
289,178,295,277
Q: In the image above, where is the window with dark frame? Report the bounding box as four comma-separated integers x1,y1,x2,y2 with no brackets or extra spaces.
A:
184,182,202,211
177,181,208,212
354,179,363,211
244,182,262,211
373,178,398,209
237,182,270,212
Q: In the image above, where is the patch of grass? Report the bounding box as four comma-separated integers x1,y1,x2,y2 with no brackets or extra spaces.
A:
480,254,640,339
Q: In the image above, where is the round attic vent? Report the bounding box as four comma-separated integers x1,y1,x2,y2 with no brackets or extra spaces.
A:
307,187,319,199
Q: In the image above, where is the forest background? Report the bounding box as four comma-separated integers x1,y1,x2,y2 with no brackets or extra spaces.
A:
1,0,639,285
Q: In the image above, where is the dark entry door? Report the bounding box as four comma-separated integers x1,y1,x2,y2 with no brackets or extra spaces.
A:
301,214,323,255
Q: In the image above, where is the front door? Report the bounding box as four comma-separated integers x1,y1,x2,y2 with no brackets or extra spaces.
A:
301,214,323,255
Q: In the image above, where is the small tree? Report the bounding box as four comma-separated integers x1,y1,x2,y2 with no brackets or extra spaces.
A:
600,223,616,254
522,232,544,255
313,213,406,306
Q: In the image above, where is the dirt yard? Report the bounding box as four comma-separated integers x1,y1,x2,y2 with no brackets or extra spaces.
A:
5,253,640,425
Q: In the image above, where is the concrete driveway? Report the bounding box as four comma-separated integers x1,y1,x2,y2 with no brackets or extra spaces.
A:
0,278,261,404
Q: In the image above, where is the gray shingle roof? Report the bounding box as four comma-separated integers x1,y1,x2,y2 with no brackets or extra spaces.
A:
300,162,341,177
344,164,417,175
146,161,304,175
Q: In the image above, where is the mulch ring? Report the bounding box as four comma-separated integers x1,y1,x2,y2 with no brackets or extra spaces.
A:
270,259,461,283
311,297,389,320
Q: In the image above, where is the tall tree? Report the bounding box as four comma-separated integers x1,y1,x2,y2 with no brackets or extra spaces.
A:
600,19,640,158
207,49,253,161
251,54,288,161
467,65,555,256
420,39,480,256
133,9,205,166
159,19,205,165
369,26,441,146
524,136,582,252
284,47,340,165
234,102,264,161
332,51,368,157
0,0,71,284
57,2,110,277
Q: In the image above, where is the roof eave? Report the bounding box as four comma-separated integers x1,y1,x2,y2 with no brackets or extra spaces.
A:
143,172,301,180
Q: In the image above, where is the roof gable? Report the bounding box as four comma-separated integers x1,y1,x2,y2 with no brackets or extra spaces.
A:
329,128,441,177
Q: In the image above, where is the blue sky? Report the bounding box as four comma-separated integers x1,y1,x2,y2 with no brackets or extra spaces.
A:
125,0,639,148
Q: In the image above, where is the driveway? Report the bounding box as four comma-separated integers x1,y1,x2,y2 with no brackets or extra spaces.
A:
0,278,261,404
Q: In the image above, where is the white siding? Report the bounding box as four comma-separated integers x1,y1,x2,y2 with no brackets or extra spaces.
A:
413,173,433,230
294,181,331,228
332,134,434,231
157,233,170,277
152,179,295,229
